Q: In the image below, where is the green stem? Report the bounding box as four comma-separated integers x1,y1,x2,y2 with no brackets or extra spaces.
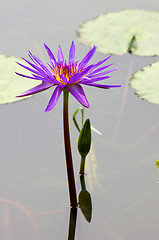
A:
79,156,86,175
63,89,77,207
80,175,86,190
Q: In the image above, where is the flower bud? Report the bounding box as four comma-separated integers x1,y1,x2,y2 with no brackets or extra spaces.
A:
78,119,91,157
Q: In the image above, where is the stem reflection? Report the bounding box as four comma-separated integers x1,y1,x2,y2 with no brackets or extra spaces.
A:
68,207,77,240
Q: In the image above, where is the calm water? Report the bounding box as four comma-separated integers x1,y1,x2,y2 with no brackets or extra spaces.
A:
0,0,159,239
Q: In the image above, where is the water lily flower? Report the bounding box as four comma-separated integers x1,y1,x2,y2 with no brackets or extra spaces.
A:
16,41,121,112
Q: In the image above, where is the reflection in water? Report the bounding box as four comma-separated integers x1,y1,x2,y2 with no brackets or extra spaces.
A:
67,174,92,239
72,108,94,223
78,175,92,223
0,198,40,240
72,107,101,191
68,207,77,240
86,144,102,191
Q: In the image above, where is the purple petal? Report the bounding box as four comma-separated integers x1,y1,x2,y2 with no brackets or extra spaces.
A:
15,72,40,80
91,56,111,69
22,57,52,78
82,82,122,88
16,61,40,75
28,52,53,77
68,64,94,84
78,45,96,69
58,45,64,63
44,43,57,67
66,72,80,84
60,74,67,83
15,72,54,84
16,82,54,97
69,41,75,64
31,74,55,83
66,84,90,108
21,58,62,85
88,67,118,78
81,76,111,83
88,64,114,76
45,86,63,112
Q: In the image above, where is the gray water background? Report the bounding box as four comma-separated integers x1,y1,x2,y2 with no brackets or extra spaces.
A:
0,0,159,239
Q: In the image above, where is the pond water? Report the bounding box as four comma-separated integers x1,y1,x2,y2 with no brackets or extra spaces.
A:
0,0,159,239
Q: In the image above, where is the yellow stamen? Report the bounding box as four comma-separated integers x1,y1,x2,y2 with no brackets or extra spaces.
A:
52,64,80,85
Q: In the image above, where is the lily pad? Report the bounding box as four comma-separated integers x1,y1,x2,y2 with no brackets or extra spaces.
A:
156,160,159,168
78,9,159,56
130,61,159,104
0,55,38,104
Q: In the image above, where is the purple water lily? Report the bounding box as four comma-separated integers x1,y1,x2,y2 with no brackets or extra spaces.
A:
16,41,121,112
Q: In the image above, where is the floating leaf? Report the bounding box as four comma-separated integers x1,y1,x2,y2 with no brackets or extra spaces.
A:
78,9,159,56
0,55,38,104
130,61,159,104
156,160,159,168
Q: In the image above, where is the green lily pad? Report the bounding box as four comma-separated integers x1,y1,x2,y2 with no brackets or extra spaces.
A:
130,61,159,104
78,9,159,56
0,55,38,104
156,160,159,168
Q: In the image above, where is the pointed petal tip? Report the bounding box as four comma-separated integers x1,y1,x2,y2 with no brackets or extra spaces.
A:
45,86,63,112
92,45,96,51
71,41,75,50
44,107,50,113
92,45,97,52
69,41,75,51
44,43,47,49
58,45,64,63
58,44,62,50
79,46,97,69
69,41,76,64
109,84,122,88
66,84,90,108
44,43,50,50
114,66,119,70
44,103,54,113
85,102,90,108
16,92,26,97
83,101,90,108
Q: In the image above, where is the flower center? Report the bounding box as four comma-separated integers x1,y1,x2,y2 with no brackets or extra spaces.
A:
52,63,78,84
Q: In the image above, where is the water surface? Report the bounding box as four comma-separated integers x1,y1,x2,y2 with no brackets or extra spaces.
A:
0,0,159,239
